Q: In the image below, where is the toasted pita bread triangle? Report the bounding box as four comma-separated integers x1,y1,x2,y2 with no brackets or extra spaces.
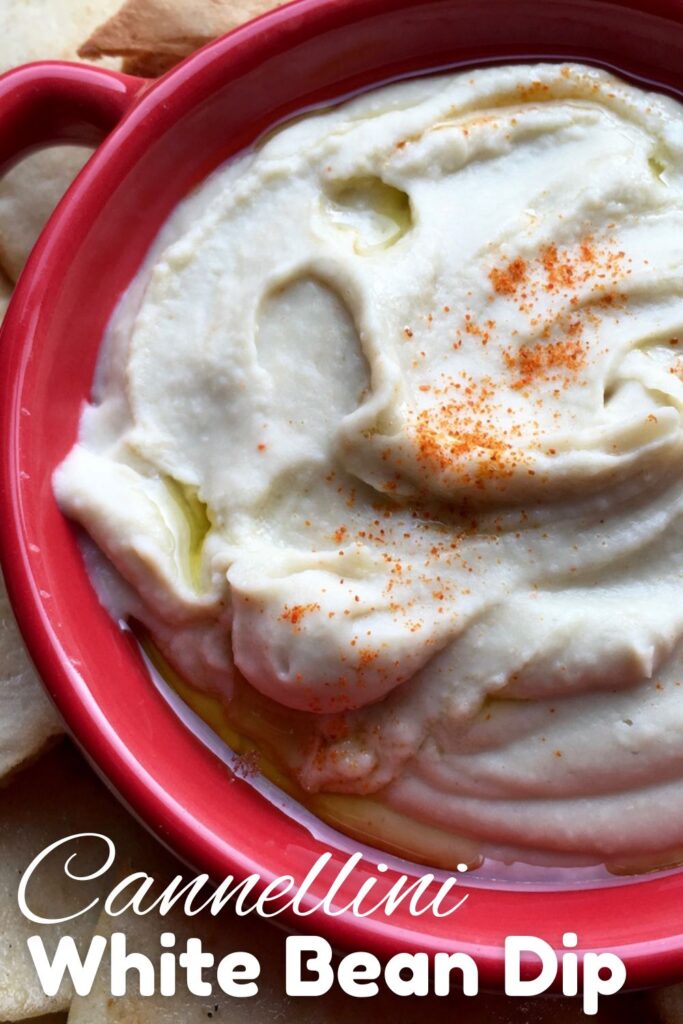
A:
0,148,92,283
79,0,285,63
0,742,154,1019
0,0,124,283
652,986,683,1023
0,1,125,69
0,569,63,782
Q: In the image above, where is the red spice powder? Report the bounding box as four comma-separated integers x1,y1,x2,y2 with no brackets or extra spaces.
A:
489,257,528,296
358,648,379,669
504,338,587,390
280,603,321,627
411,379,520,484
332,525,348,544
542,243,575,290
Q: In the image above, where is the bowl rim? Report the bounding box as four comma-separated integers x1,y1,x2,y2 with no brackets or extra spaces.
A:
5,0,683,989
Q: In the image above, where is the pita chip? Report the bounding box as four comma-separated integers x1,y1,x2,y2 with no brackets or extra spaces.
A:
652,985,683,1022
0,1,125,70
0,741,154,1020
19,1016,68,1023
0,1,120,771
0,569,62,783
0,267,12,317
0,148,93,282
0,0,124,282
79,0,285,68
0,2,125,780
0,270,63,779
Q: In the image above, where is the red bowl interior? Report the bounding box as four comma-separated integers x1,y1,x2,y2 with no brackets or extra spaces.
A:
4,0,683,988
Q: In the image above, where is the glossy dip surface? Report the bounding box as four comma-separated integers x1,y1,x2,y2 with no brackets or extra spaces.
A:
55,61,683,866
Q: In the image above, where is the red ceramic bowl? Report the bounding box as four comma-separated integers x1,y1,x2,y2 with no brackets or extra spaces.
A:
4,0,683,991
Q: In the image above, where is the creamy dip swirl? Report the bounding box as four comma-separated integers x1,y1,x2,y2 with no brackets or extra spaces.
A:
56,63,683,864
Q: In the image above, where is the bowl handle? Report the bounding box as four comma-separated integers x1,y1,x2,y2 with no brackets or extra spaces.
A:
0,61,146,174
